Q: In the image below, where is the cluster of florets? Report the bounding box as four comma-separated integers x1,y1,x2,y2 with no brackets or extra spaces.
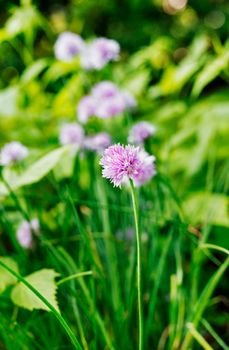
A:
100,144,156,187
54,32,120,70
77,81,136,123
59,122,111,154
128,121,156,145
0,141,28,166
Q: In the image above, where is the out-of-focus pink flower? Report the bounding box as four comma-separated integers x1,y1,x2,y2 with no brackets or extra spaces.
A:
77,95,97,123
80,38,120,70
0,141,28,166
54,32,85,62
16,218,40,249
133,149,156,186
100,144,156,187
84,132,111,153
76,81,137,122
128,121,156,144
96,94,126,119
92,81,119,98
91,81,126,119
59,123,84,146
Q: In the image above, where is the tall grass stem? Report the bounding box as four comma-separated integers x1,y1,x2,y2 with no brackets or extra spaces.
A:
129,179,143,350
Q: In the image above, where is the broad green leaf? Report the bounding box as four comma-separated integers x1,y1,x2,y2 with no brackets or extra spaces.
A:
151,35,209,96
21,59,50,83
0,257,19,293
11,269,59,312
121,69,150,96
53,75,83,117
17,147,70,187
129,37,173,69
5,6,44,38
43,61,80,83
0,86,19,117
184,192,229,227
0,147,71,196
53,147,77,180
192,50,229,97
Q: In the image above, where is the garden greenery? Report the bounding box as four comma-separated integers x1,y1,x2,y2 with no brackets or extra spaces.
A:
0,0,228,349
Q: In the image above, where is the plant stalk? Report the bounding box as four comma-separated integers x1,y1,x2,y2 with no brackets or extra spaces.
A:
129,179,143,350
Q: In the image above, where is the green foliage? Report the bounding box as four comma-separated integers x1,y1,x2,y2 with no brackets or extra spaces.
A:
0,146,72,196
0,0,228,349
0,257,19,293
11,269,59,312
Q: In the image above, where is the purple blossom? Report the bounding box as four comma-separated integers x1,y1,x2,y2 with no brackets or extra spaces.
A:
59,123,84,146
133,149,156,186
16,219,40,249
77,81,137,122
92,81,126,119
92,81,119,98
84,132,111,153
80,38,120,70
128,121,156,145
77,95,97,123
96,94,126,119
100,144,156,187
0,141,28,166
54,32,85,62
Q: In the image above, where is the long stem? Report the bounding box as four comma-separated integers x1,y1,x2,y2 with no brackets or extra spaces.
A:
0,260,82,350
129,179,143,350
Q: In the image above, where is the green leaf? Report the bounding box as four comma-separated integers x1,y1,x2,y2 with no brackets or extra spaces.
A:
121,69,150,96
0,147,71,196
192,50,229,97
11,269,59,312
0,257,19,293
184,192,229,227
0,86,19,117
21,59,50,83
53,75,83,117
43,61,80,84
5,6,44,38
17,147,70,187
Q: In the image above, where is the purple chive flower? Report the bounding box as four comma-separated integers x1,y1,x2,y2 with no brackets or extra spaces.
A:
96,94,126,119
77,95,97,123
133,149,156,186
54,32,85,62
80,38,120,70
77,81,136,122
100,144,156,187
92,81,119,98
84,132,111,153
16,219,40,249
128,122,156,145
59,123,84,146
0,141,28,166
92,81,126,118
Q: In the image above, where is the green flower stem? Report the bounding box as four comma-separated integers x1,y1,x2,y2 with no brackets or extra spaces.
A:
0,260,82,350
129,179,143,350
